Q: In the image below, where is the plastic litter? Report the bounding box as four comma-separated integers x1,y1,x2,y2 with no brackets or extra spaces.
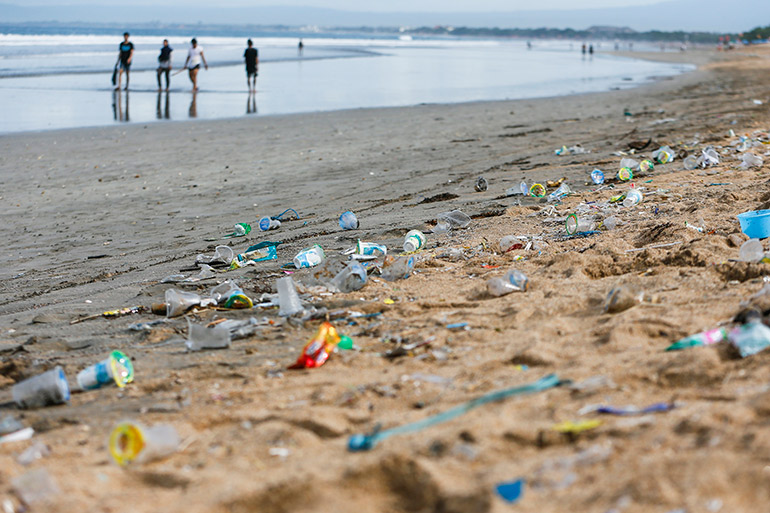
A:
551,419,601,433
487,269,529,297
529,183,546,197
436,210,471,231
403,230,426,252
652,145,675,164
210,281,253,309
617,167,633,181
164,289,202,317
289,321,351,369
495,479,524,504
474,177,488,192
329,261,368,293
348,374,561,451
729,321,770,358
234,242,279,265
565,214,596,235
224,222,251,238
683,155,698,170
738,210,770,239
196,245,234,266
185,319,231,351
603,285,642,314
258,216,281,231
76,350,134,390
12,367,70,409
665,327,728,351
739,239,765,263
382,255,415,281
590,169,605,185
506,180,529,196
109,421,180,466
548,182,571,202
17,441,50,466
698,146,720,168
619,157,639,170
623,187,643,207
639,159,654,173
339,211,359,230
293,244,326,269
740,153,763,169
355,240,387,258
555,145,586,155
0,416,33,445
11,468,60,505
277,277,304,317
582,402,675,415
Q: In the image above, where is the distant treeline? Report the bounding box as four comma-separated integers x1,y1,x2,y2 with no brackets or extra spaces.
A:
743,25,770,41
397,26,734,44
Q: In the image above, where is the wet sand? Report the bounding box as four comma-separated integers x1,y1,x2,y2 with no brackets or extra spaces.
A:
2,46,770,512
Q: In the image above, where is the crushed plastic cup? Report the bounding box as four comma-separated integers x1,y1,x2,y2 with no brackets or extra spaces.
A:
683,155,698,170
12,367,70,409
487,269,529,297
529,183,546,197
339,211,359,230
77,351,134,390
548,183,571,202
590,169,605,185
619,157,639,170
258,216,281,231
196,245,234,266
109,421,180,466
617,168,633,181
740,153,764,169
652,146,675,164
729,321,770,358
603,216,620,230
699,146,720,167
474,177,488,192
293,244,326,269
356,240,387,257
739,239,765,263
235,244,278,265
437,210,471,229
209,281,253,309
623,188,643,207
403,230,426,252
381,255,415,281
277,276,304,316
330,261,367,292
565,214,596,235
499,235,521,252
165,289,202,318
186,318,231,351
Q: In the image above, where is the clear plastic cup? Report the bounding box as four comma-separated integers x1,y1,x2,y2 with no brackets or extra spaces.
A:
12,367,70,409
76,351,134,390
165,289,201,318
185,319,231,351
381,256,415,281
277,277,304,316
330,261,368,292
109,421,180,466
437,210,471,229
339,211,359,230
623,188,644,207
566,214,596,235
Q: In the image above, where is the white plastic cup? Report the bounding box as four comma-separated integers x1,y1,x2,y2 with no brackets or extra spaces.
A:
12,367,70,409
258,216,281,231
109,422,180,466
293,244,326,269
403,230,426,252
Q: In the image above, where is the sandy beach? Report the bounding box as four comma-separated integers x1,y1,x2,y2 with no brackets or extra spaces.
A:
2,45,770,512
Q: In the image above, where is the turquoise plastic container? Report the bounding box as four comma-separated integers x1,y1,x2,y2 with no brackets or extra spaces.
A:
738,210,770,239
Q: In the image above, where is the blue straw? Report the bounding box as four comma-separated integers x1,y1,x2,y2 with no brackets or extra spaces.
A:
274,208,300,221
348,374,562,451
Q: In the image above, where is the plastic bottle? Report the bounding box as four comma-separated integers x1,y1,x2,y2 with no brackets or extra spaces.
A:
590,169,605,185
487,269,529,297
109,422,180,466
276,276,304,316
623,188,643,207
403,230,426,252
339,211,359,230
382,256,415,281
258,216,281,231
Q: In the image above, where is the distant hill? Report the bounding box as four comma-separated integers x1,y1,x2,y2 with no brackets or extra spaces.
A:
0,0,767,32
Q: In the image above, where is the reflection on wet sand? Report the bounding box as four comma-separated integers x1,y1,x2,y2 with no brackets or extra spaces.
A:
247,91,258,115
156,91,170,120
189,91,197,118
112,90,129,122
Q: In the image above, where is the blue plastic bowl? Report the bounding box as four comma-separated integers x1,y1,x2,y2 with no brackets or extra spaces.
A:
738,210,770,239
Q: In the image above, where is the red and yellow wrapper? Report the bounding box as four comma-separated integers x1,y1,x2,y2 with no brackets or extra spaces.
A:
289,322,351,369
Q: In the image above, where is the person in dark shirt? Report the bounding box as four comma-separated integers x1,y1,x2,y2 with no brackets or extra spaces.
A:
115,32,134,91
157,39,173,91
244,39,258,92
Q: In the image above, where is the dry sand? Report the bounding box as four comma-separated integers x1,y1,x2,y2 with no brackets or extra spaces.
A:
2,46,770,512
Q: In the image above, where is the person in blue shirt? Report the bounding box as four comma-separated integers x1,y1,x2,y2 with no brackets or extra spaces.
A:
157,39,173,91
115,32,134,91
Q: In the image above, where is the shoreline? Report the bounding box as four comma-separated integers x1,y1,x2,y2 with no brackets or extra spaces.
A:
2,45,770,512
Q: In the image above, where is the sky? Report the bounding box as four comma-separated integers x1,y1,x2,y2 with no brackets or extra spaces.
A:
7,0,664,11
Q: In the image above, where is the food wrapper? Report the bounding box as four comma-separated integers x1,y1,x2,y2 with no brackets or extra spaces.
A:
289,322,352,369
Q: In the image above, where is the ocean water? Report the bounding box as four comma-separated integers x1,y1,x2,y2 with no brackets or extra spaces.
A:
0,31,693,133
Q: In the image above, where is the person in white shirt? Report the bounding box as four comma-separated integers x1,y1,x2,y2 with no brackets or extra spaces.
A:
183,38,208,91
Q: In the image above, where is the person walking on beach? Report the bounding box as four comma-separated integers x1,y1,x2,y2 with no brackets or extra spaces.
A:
244,39,258,92
184,38,208,92
115,32,134,91
157,39,173,91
